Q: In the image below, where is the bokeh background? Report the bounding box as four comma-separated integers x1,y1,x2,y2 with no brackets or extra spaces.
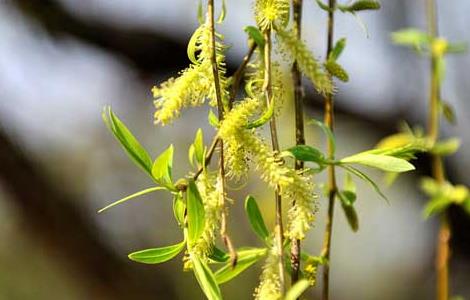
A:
0,0,469,299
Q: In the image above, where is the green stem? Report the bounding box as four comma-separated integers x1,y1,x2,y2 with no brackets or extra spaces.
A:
321,1,338,299
207,0,237,266
290,0,304,286
426,1,450,299
264,27,286,294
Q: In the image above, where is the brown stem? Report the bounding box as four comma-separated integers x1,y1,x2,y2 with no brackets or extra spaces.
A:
426,1,450,299
208,0,237,266
264,28,286,293
229,43,257,109
321,0,338,299
290,0,304,286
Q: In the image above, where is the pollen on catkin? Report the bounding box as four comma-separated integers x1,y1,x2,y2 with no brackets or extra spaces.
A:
276,27,334,95
218,100,317,239
152,21,228,125
193,171,224,257
218,98,261,179
254,0,290,30
254,242,282,300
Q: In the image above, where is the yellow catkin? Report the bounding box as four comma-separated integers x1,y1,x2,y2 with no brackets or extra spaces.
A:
218,98,317,240
254,0,290,30
152,21,228,125
193,171,224,258
254,242,282,300
276,27,334,95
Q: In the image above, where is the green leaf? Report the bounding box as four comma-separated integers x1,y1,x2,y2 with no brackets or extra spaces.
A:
315,0,332,12
431,138,460,156
340,153,415,172
102,106,153,177
216,0,227,23
441,101,457,125
191,253,223,300
128,240,185,264
346,0,381,12
208,110,220,128
187,179,205,245
423,197,452,219
245,196,269,242
330,38,347,61
197,0,204,24
246,102,274,129
340,165,387,200
391,29,430,50
344,172,356,194
98,187,166,213
193,129,205,165
309,119,336,155
209,247,229,263
244,26,265,49
152,145,175,189
337,192,359,232
285,279,310,300
285,145,327,166
462,198,470,215
215,248,267,284
325,59,349,82
446,42,468,54
173,193,185,227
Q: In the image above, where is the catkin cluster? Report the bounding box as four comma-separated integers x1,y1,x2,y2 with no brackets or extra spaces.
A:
194,171,224,257
218,98,317,240
153,21,228,125
254,242,282,300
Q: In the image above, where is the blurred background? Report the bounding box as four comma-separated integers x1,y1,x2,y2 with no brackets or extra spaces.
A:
0,0,469,299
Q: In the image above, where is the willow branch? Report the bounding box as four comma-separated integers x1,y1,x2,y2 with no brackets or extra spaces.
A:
208,0,237,266
320,1,338,299
263,27,286,293
426,1,450,299
290,0,304,286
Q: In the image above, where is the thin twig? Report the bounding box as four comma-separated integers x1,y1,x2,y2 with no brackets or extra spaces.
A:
208,0,237,267
263,27,286,293
321,1,338,299
426,1,450,299
290,0,304,286
229,43,257,109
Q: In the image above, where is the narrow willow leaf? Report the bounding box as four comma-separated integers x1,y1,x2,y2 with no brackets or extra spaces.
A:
462,199,470,215
286,145,327,165
208,110,220,128
191,253,223,300
431,138,460,156
441,101,457,124
209,247,229,263
330,38,347,60
309,119,336,155
244,26,265,49
187,179,205,245
285,279,310,300
102,106,153,177
423,197,452,219
128,240,185,264
344,172,356,194
152,145,175,189
391,29,430,49
215,248,267,284
346,0,381,12
340,153,415,172
338,192,359,232
245,196,269,242
98,187,166,213
216,0,227,23
193,129,205,165
173,193,185,227
340,165,387,200
315,0,332,12
246,102,274,129
446,42,468,54
197,0,204,24
325,59,349,82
